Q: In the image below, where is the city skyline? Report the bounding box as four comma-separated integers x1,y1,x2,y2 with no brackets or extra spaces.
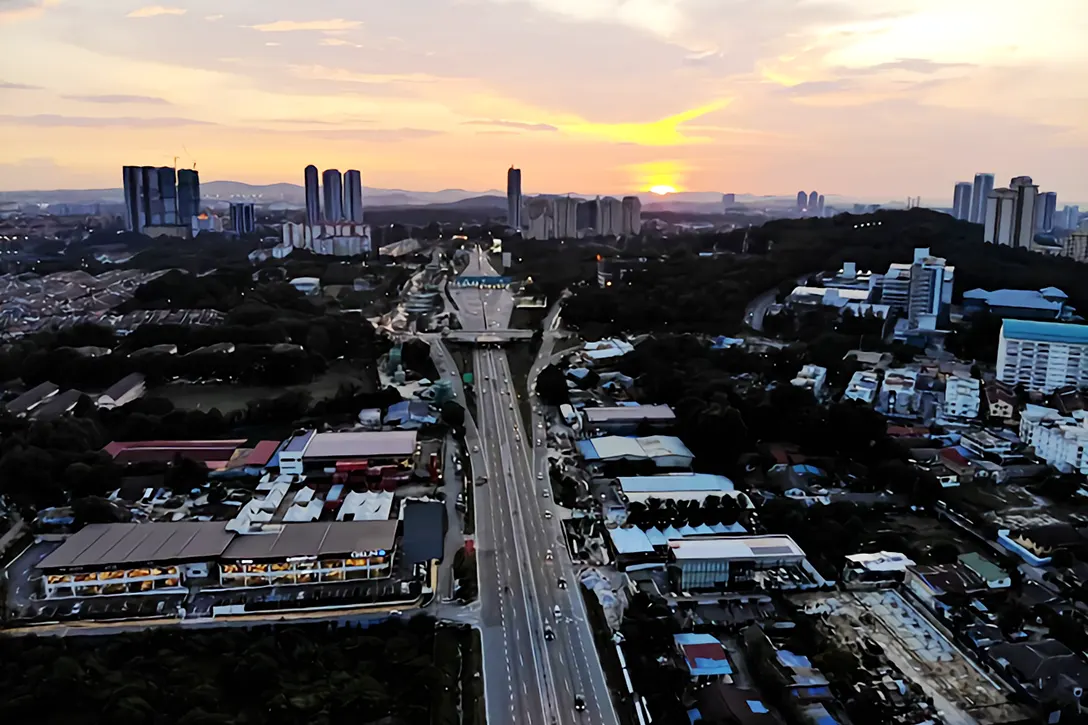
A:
1,1,1087,199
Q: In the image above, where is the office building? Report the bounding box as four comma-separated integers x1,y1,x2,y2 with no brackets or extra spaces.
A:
952,181,973,220
807,191,818,211
191,212,224,236
906,248,954,328
344,169,364,223
1036,191,1057,232
322,169,343,222
304,165,321,226
507,167,522,231
621,195,642,235
969,172,995,224
816,194,825,216
577,197,600,234
997,319,1088,393
722,193,735,208
176,169,200,223
881,263,912,311
796,191,806,211
229,202,256,235
985,176,1037,248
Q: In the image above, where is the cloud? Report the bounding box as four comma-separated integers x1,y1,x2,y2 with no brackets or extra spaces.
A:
0,80,42,90
304,127,444,142
776,80,856,97
126,6,186,18
62,93,170,105
462,119,558,132
205,14,222,21
561,99,730,145
319,38,358,47
0,0,60,25
486,0,686,42
250,18,362,33
0,114,212,128
854,58,974,74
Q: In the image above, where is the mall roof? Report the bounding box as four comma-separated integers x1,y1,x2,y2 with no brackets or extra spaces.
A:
618,474,734,494
668,535,805,562
1001,319,1088,346
221,520,397,560
303,431,418,459
39,522,235,571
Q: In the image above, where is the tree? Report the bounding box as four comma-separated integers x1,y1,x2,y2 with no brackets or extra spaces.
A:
73,496,130,526
440,400,465,429
535,365,569,405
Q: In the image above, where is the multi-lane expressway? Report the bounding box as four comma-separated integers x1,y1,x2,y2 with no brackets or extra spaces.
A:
446,248,617,725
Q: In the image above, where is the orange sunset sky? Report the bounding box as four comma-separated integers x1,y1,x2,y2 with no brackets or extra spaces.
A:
1,0,1086,201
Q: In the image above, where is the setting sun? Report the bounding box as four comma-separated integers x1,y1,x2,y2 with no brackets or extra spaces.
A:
649,185,677,195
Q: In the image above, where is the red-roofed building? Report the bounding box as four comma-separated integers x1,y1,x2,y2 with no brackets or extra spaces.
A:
104,440,248,470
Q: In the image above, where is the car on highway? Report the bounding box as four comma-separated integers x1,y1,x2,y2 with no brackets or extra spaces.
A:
537,472,544,480
553,604,561,618
574,696,586,712
516,434,521,442
544,510,552,519
472,445,479,453
557,577,567,589
542,489,549,498
546,549,553,560
509,403,514,409
544,624,555,641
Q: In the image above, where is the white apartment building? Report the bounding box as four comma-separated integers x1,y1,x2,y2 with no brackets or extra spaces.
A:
996,319,1088,393
984,176,1037,249
881,263,912,311
906,248,954,329
943,375,981,420
1019,405,1088,475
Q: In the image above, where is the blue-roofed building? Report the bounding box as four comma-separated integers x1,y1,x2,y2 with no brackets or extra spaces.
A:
963,287,1070,320
997,319,1088,393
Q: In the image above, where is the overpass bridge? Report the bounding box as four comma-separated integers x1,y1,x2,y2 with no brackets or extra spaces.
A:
443,329,535,344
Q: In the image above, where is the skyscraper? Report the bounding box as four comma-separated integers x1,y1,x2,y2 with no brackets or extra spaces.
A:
722,193,736,207
796,191,806,211
322,169,343,222
553,196,578,239
969,173,995,223
952,182,973,220
304,165,320,226
344,169,364,223
985,177,1037,248
906,248,954,328
807,191,818,210
176,168,200,223
621,196,642,236
229,202,256,235
1064,205,1081,230
507,167,522,231
1035,191,1057,232
143,166,165,226
1009,176,1038,248
816,195,825,216
984,188,1017,246
122,166,146,233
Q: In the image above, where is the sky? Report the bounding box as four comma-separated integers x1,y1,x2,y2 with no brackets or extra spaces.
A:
1,0,1087,201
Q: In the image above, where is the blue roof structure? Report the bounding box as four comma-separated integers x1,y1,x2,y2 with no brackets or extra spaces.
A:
607,527,655,554
1002,319,1088,345
577,435,693,463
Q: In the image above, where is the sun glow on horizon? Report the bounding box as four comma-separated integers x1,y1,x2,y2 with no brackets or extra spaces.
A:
649,185,676,195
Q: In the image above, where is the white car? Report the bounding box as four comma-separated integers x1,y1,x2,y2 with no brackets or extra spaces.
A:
553,605,561,618
542,490,549,498
544,510,552,519
516,434,521,442
472,445,479,453
537,472,544,480
509,403,514,409
546,549,553,560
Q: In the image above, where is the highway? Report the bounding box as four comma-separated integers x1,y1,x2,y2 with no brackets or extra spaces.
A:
448,248,617,725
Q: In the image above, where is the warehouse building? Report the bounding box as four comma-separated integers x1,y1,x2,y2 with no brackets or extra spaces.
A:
577,435,693,469
276,430,419,475
617,473,740,504
583,404,676,434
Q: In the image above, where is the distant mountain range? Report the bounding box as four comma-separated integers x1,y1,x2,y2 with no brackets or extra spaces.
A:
0,180,913,212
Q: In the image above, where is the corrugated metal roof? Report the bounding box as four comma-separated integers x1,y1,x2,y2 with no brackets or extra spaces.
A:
38,522,234,570
619,474,735,494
